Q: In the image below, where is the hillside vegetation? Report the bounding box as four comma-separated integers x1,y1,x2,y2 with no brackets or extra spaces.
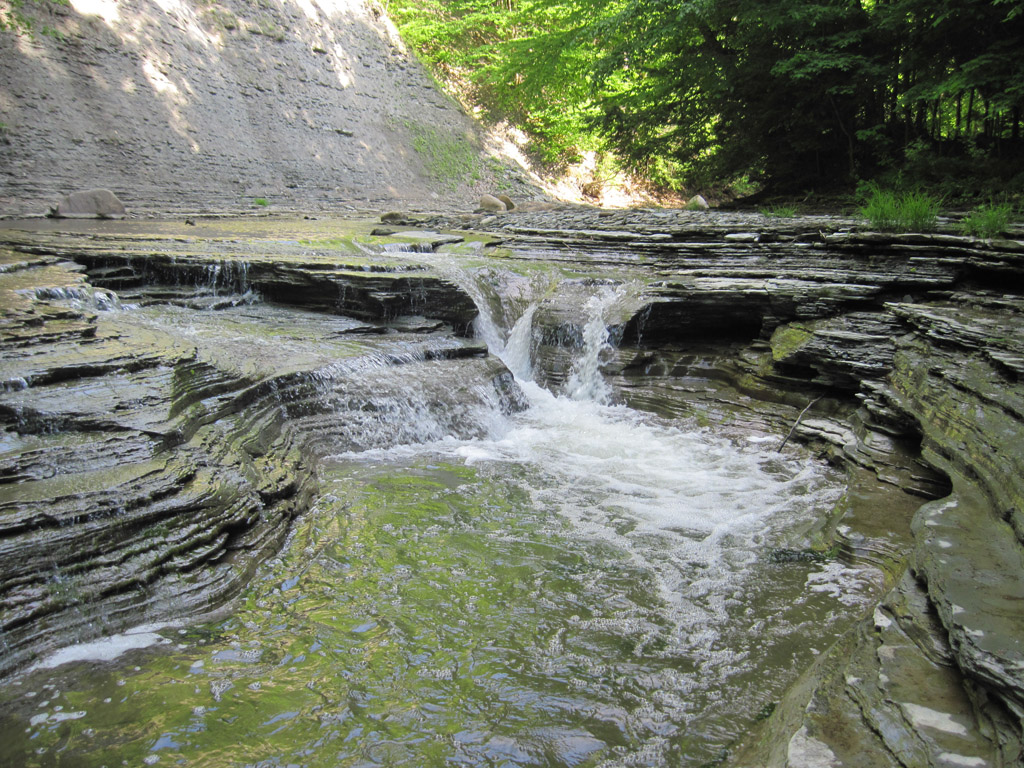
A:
388,0,1024,201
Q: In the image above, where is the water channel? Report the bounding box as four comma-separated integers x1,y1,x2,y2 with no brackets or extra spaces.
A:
0,225,886,767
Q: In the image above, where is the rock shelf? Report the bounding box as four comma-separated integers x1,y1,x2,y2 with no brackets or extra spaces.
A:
429,206,1024,766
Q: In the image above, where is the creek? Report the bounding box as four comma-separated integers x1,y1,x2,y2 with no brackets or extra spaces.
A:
0,221,891,767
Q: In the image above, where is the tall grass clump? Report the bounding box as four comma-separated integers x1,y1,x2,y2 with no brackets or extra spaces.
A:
760,205,797,218
959,202,1013,238
859,184,940,232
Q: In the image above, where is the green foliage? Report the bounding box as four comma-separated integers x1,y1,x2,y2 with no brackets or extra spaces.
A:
203,7,240,31
388,0,612,167
859,186,901,231
893,191,942,232
959,203,1014,238
859,184,940,232
760,205,798,218
389,0,1024,195
1,0,68,37
253,197,269,207
754,702,778,723
249,17,286,41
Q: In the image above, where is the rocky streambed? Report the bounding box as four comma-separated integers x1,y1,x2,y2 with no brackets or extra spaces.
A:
0,210,1022,766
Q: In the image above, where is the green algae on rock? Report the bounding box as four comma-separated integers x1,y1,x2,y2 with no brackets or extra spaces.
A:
0,220,517,679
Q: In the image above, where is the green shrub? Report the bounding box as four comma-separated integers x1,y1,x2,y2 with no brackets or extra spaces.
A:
253,197,269,207
859,184,939,232
897,190,941,231
959,203,1013,238
760,205,797,218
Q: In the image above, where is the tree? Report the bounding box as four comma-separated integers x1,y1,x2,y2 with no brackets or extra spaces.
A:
390,0,1024,193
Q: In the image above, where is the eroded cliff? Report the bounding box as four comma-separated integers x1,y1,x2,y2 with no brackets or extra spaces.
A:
0,0,531,215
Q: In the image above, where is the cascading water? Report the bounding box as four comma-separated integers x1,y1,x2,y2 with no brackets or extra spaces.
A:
0,259,883,768
563,286,622,403
493,302,538,382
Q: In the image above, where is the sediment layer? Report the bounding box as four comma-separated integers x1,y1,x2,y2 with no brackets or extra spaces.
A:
0,221,513,675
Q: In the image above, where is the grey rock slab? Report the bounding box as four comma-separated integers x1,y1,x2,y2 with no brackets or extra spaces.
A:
50,188,127,219
913,477,1024,721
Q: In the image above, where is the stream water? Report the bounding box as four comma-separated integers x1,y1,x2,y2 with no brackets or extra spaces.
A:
0,250,883,767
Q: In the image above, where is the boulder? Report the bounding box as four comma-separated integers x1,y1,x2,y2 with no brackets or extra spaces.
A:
477,194,507,213
497,194,516,211
50,188,127,218
380,211,420,226
686,194,710,210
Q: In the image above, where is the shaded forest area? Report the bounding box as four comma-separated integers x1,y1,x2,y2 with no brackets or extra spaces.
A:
389,0,1024,199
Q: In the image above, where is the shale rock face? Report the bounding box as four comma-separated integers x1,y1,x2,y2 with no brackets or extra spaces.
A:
427,206,1024,766
2,210,1024,767
0,0,534,215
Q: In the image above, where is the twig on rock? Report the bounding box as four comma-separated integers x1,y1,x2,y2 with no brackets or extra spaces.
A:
778,396,822,452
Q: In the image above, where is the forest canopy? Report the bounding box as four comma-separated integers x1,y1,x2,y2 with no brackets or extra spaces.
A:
388,0,1024,196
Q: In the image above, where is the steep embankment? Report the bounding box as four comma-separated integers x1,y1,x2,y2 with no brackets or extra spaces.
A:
0,0,531,215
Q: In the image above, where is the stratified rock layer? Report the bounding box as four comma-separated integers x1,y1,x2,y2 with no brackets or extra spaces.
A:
2,210,1024,766
0,220,515,675
0,0,533,215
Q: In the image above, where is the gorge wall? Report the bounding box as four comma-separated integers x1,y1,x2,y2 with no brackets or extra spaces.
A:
0,0,530,216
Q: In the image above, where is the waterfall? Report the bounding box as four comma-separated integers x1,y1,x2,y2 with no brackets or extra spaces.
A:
475,301,538,383
564,286,620,403
500,303,537,381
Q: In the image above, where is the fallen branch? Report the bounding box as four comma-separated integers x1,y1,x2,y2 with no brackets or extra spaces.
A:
777,396,822,452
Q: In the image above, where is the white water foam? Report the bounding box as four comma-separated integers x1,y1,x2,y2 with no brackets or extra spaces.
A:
500,302,538,381
339,280,847,638
565,288,618,403
338,373,845,650
29,622,176,671
326,274,867,756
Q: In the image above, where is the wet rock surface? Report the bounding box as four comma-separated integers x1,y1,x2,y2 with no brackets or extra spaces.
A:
0,219,513,676
427,206,1024,765
1,209,1024,765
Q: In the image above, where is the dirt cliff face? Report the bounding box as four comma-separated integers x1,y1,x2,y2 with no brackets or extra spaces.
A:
0,0,524,215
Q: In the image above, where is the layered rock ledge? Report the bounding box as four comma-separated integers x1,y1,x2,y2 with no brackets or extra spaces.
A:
1,210,1023,767
0,219,515,676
